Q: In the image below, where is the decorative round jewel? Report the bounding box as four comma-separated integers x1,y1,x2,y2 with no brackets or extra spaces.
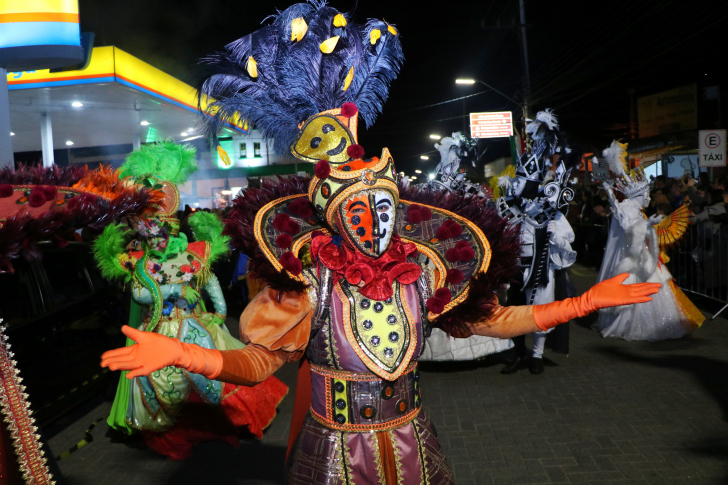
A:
360,299,371,310
370,335,381,346
360,405,376,419
335,413,346,424
352,215,361,225
383,347,394,357
362,319,373,330
380,213,389,222
384,298,393,305
388,332,399,343
361,169,377,185
334,382,345,393
373,302,384,313
387,314,397,324
335,399,346,410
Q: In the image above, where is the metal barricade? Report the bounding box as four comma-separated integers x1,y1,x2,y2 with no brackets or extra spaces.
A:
665,220,728,319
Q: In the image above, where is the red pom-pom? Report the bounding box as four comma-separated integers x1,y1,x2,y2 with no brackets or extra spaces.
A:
436,225,453,240
0,184,13,198
407,205,423,224
458,245,475,261
341,102,358,118
347,144,365,159
434,287,452,304
28,187,46,208
272,213,291,232
446,268,465,284
284,219,300,234
311,230,325,239
448,221,463,237
315,160,331,179
41,185,58,201
289,198,313,218
279,251,303,275
426,297,445,314
276,233,293,248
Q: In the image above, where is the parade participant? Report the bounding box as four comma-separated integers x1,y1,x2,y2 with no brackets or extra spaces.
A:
497,110,579,374
94,141,287,459
101,3,660,482
595,141,704,341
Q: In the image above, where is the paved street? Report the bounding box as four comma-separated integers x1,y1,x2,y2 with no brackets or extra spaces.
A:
43,264,728,484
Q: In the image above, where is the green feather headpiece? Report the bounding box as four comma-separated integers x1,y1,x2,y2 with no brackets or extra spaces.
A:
120,140,198,186
188,211,230,265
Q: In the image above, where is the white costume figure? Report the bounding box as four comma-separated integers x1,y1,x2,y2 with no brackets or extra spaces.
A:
498,110,579,374
420,132,512,361
595,141,704,341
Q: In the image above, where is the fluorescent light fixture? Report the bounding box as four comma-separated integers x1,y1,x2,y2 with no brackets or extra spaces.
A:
194,202,200,207
415,170,422,174
410,176,417,180
181,135,203,142
429,134,441,140
10,132,14,136
71,101,83,107
400,172,405,176
221,190,233,195
455,79,476,84
180,132,189,137
428,173,435,180
140,121,150,126
420,155,429,160
65,140,74,146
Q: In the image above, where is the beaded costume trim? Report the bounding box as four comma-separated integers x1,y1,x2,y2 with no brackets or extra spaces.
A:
310,362,417,381
311,405,420,433
0,322,55,484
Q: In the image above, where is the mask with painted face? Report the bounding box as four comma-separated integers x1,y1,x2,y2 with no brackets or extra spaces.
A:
338,188,396,258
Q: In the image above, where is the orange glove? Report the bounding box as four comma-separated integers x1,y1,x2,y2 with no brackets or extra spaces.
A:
533,273,661,331
100,325,223,379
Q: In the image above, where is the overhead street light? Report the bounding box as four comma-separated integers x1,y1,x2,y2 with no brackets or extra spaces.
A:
428,173,435,180
429,134,441,140
420,155,429,160
455,78,521,110
415,170,422,174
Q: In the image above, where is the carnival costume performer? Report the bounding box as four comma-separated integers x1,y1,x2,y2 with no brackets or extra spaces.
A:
94,142,287,460
595,141,704,341
101,3,660,482
419,132,511,362
497,110,579,375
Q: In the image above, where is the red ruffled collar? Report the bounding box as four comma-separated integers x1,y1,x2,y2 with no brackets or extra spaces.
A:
311,234,422,301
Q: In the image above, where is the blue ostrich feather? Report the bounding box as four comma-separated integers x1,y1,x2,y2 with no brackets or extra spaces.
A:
197,1,404,156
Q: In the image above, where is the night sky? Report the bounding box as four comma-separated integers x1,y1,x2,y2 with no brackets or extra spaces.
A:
78,0,728,175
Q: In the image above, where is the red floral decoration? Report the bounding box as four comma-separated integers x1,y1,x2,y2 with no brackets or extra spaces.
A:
276,233,293,248
407,204,432,224
0,184,13,198
315,160,331,179
341,102,358,118
288,197,313,218
279,251,303,275
41,185,58,201
436,218,463,240
445,241,475,262
28,187,47,208
272,213,300,234
445,268,465,284
347,144,365,159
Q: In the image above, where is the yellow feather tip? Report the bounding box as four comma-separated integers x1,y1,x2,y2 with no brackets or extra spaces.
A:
217,145,232,167
387,24,398,35
320,36,340,54
333,14,347,28
291,17,308,42
246,56,258,78
370,29,381,45
342,66,354,91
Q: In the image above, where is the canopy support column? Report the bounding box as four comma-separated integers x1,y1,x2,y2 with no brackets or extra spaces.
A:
40,112,54,167
0,68,13,168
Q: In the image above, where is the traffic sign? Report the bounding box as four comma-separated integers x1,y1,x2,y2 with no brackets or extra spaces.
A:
470,111,513,139
699,129,726,167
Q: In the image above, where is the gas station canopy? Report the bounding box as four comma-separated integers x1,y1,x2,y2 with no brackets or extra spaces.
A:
7,46,246,153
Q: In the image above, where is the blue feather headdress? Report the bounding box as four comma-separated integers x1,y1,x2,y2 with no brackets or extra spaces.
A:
197,0,404,156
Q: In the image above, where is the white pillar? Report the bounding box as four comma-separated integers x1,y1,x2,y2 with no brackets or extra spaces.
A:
40,112,54,167
132,133,141,150
0,68,14,168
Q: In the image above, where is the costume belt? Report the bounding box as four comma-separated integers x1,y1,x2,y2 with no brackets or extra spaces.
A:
309,362,421,432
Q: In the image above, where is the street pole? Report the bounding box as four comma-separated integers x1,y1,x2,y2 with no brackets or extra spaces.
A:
0,68,13,168
518,0,531,127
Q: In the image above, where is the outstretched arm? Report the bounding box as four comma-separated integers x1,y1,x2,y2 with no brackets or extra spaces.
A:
101,287,312,385
466,274,660,338
204,274,227,324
